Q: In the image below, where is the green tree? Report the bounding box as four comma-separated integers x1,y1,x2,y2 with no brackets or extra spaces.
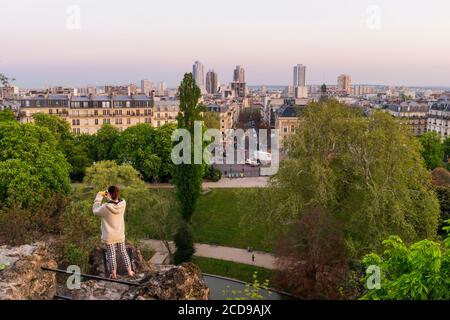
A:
0,109,16,122
419,132,444,170
443,137,450,169
360,221,450,300
113,123,175,182
172,73,205,264
93,124,121,161
83,160,144,191
34,113,92,181
0,122,71,208
244,100,440,257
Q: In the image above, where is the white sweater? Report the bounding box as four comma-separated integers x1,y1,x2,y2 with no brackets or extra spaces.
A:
92,194,127,245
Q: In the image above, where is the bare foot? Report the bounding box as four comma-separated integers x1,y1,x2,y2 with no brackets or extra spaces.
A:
127,268,135,278
110,271,117,279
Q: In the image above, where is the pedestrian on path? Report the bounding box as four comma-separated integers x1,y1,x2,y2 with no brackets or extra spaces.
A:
252,254,255,263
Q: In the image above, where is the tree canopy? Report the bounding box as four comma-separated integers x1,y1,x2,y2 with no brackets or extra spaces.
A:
0,122,71,207
419,131,444,170
113,123,176,182
361,221,450,300
245,100,440,257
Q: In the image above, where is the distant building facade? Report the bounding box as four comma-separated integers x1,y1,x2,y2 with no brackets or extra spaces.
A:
427,100,450,140
206,70,218,94
386,101,429,136
337,74,352,95
19,94,153,134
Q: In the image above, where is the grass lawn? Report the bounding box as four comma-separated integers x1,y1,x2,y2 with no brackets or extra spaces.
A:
192,188,270,252
193,256,272,283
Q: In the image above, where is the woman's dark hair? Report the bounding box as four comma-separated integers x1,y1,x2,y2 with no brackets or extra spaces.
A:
108,185,120,201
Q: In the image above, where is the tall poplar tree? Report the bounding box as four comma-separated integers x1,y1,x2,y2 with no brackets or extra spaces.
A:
172,73,205,264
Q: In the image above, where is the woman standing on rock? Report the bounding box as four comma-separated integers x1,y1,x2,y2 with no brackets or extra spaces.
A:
93,185,135,279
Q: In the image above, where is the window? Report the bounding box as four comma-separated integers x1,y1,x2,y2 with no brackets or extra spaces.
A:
291,125,295,133
94,110,98,116
157,121,160,127
127,110,131,116
126,101,130,108
284,127,288,133
127,118,131,124
157,113,160,119
49,109,53,114
95,119,98,125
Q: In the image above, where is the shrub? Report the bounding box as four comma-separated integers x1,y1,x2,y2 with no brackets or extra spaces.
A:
204,166,222,182
360,221,450,300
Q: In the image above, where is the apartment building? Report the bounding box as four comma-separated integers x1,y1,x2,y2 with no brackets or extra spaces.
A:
386,101,429,136
275,102,304,146
427,100,450,140
152,100,179,127
206,103,241,136
19,94,152,134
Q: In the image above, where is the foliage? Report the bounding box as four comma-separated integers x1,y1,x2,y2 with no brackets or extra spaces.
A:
0,122,71,208
34,113,92,181
83,160,145,191
202,111,220,129
204,165,222,182
173,222,195,265
273,206,351,299
435,186,450,234
223,271,271,300
113,123,175,182
59,198,99,271
0,194,69,245
172,73,205,263
431,167,450,186
419,132,444,170
244,101,440,257
360,222,450,300
93,124,120,161
443,137,450,164
0,109,16,122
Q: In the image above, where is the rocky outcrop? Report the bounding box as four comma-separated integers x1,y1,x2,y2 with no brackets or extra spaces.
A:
60,263,210,300
0,242,57,300
1,242,210,300
88,244,153,276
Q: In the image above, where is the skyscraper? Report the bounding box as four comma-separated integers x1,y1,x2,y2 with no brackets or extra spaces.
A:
205,70,218,94
233,65,245,83
141,79,152,95
337,74,352,95
293,64,306,87
158,81,166,96
193,61,205,88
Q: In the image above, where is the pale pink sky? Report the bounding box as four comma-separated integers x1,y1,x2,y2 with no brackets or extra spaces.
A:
1,0,449,87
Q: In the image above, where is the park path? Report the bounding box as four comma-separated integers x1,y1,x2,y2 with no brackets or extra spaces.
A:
142,239,276,270
148,177,269,189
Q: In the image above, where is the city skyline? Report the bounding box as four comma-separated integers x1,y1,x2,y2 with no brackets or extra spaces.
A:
1,0,450,88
